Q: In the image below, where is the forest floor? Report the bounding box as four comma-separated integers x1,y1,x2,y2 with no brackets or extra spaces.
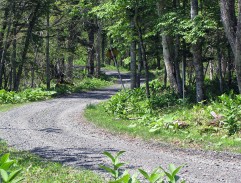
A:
0,71,240,183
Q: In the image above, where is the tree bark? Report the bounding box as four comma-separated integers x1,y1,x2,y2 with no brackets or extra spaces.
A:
96,22,102,77
130,18,137,89
134,12,150,98
46,10,50,90
14,2,41,91
87,28,95,75
191,0,205,102
157,1,179,94
220,0,241,93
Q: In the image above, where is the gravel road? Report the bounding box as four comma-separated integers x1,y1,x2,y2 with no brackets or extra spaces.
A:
0,72,240,183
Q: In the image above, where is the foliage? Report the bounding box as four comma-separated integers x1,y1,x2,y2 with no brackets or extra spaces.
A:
105,79,180,120
0,89,56,104
54,77,113,94
208,92,241,135
0,153,23,183
100,151,185,183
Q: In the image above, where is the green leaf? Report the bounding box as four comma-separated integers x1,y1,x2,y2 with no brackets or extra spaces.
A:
103,151,115,164
0,169,9,182
0,161,15,170
138,169,149,180
116,151,125,159
109,173,130,183
172,166,183,177
169,164,176,174
7,169,22,182
114,163,125,170
0,154,10,164
99,165,115,175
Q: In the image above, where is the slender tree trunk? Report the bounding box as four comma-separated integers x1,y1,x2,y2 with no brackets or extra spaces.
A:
134,13,150,98
102,31,106,65
220,0,241,93
87,28,95,75
217,32,223,93
227,47,233,88
0,10,12,89
11,22,17,90
96,22,102,77
14,3,40,91
174,35,183,95
191,0,205,102
130,18,137,89
46,10,50,90
136,43,142,88
157,1,179,94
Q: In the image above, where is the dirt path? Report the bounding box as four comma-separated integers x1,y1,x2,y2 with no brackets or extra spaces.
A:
0,72,240,183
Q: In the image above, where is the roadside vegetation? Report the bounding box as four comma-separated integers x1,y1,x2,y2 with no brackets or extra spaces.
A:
0,74,113,111
85,79,241,153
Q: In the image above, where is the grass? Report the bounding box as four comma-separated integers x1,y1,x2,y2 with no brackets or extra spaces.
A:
84,103,241,153
0,103,25,112
0,140,104,183
102,64,129,73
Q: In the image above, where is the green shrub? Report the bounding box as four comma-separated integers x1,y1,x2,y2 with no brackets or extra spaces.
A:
0,89,56,104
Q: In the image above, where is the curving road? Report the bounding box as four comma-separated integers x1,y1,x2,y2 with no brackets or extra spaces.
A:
0,72,240,183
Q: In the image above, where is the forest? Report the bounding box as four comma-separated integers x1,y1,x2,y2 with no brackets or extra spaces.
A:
0,0,240,99
1,0,241,182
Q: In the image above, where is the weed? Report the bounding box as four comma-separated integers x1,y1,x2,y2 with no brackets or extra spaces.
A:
100,151,185,183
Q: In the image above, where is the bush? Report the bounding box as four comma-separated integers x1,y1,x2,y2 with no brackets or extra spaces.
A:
0,89,56,104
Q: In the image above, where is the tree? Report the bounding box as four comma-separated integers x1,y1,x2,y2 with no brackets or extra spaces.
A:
220,0,241,93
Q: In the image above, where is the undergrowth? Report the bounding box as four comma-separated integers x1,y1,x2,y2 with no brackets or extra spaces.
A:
85,79,241,152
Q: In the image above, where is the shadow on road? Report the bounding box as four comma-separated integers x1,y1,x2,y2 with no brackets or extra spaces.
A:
30,146,137,172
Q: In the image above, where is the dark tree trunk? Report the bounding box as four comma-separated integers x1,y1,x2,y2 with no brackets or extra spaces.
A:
96,22,102,77
134,13,150,98
46,10,50,90
191,0,205,102
130,18,137,89
174,35,183,95
14,3,40,91
220,0,241,93
136,43,142,88
87,28,95,75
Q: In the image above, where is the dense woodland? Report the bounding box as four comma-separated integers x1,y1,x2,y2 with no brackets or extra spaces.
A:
0,0,241,102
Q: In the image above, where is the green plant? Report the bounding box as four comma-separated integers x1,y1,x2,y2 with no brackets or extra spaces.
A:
99,151,126,180
138,168,164,183
100,151,185,183
0,153,23,183
160,164,185,183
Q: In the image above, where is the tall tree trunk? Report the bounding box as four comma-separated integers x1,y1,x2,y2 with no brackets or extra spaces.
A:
220,0,241,93
157,1,179,94
191,0,205,102
96,22,102,77
11,20,17,90
14,3,40,91
87,28,95,75
134,11,150,98
162,35,179,92
136,42,142,88
0,9,12,89
174,35,183,95
46,10,50,90
130,18,137,89
217,32,223,93
227,46,233,88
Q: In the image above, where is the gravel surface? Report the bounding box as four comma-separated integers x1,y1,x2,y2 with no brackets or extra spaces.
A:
0,72,241,183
